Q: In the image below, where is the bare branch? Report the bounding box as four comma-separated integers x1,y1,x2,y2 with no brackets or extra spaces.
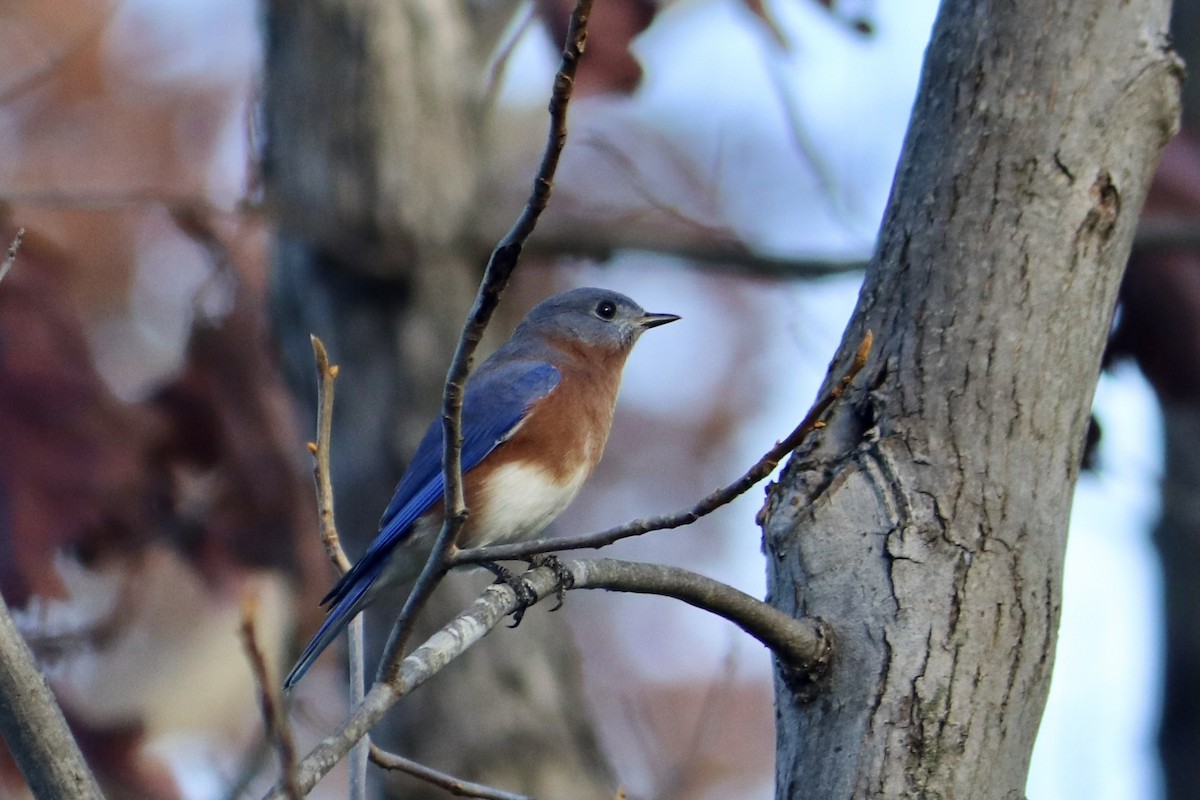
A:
241,598,302,800
308,336,352,573
568,559,829,672
307,335,366,799
264,579,519,799
482,1,538,112
0,590,104,799
375,0,597,685
0,189,259,216
368,743,534,800
11,200,1198,290
760,48,860,237
263,558,828,798
522,230,868,278
453,331,874,565
1,228,24,284
346,623,367,800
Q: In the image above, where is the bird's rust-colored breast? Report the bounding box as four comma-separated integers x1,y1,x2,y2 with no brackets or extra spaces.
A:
501,340,626,481
458,340,629,547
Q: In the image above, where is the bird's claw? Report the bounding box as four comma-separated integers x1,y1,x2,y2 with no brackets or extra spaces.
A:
482,561,539,627
527,554,572,611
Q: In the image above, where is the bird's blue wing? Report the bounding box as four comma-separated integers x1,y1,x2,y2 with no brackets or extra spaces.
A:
284,359,560,689
337,358,561,600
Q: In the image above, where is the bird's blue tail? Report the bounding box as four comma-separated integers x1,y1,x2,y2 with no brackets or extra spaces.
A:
283,578,371,690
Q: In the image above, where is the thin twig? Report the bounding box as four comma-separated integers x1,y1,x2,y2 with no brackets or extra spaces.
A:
0,592,104,799
11,188,1199,278
482,0,538,112
241,597,302,800
368,743,533,800
308,336,352,573
452,330,874,565
347,615,367,800
264,579,517,800
581,133,735,241
521,230,868,278
760,41,868,241
375,0,597,685
307,336,367,800
5,185,873,279
1,228,24,284
0,189,260,216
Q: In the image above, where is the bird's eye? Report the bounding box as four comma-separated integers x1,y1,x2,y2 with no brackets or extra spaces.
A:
595,300,617,320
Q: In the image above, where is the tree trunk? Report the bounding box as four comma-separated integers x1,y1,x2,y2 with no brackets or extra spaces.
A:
262,1,612,796
762,1,1181,797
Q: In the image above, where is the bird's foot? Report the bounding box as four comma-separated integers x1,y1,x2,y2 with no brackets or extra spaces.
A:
482,561,539,627
527,554,573,611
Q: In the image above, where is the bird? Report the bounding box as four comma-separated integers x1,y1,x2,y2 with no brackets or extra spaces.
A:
284,287,679,688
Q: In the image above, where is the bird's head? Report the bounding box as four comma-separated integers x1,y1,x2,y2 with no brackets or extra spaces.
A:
516,287,680,354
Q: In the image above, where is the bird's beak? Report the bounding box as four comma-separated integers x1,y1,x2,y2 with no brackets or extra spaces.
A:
636,312,681,330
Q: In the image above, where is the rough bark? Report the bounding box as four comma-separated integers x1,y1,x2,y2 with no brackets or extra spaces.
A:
762,1,1181,798
262,1,612,797
0,592,104,800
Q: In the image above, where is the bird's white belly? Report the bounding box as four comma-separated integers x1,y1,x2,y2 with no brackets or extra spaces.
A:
473,460,588,545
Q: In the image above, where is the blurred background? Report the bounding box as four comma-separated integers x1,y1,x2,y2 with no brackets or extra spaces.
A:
0,0,1195,798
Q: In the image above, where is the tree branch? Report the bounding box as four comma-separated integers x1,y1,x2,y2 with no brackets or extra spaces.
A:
368,743,533,800
307,335,366,800
452,331,873,565
522,231,868,278
308,336,351,573
263,557,828,798
264,580,517,799
0,590,104,799
567,558,830,673
241,598,302,800
0,228,23,284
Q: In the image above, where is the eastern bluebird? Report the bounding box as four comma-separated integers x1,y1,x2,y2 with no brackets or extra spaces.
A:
284,287,679,688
